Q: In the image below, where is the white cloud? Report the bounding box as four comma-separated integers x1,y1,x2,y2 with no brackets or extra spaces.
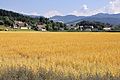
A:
30,12,40,15
70,11,81,16
69,4,89,16
70,10,90,16
20,11,40,16
69,4,103,16
106,0,120,14
22,1,120,17
14,0,120,17
82,4,88,10
44,10,63,18
1,9,40,16
69,0,120,16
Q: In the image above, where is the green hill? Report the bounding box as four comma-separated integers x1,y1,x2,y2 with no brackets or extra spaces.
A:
0,9,66,31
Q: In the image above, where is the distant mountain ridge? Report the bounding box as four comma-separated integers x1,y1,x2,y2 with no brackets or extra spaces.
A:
50,13,120,25
1,8,120,25
50,15,85,23
28,15,44,18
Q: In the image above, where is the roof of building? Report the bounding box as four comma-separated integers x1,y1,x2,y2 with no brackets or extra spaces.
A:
0,20,4,23
14,21,26,27
37,25,46,29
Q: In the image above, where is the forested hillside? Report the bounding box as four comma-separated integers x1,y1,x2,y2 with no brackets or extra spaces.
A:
0,9,66,31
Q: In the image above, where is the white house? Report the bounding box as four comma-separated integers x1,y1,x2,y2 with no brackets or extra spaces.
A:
13,21,31,29
80,25,94,31
103,27,111,31
37,24,47,31
79,26,84,31
20,27,28,29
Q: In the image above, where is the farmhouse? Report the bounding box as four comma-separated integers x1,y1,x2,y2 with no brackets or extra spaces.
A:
20,26,28,29
37,24,46,31
59,28,64,31
67,24,77,30
79,26,84,31
13,21,31,29
103,27,111,31
74,26,80,30
81,25,94,31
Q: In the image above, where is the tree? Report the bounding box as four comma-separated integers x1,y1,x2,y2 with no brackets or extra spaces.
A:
0,20,4,25
4,16,14,26
113,25,120,30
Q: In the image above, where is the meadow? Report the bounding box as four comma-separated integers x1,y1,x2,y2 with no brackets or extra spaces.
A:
0,32,120,80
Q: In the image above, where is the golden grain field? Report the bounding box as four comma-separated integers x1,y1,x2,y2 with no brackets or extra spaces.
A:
0,32,120,79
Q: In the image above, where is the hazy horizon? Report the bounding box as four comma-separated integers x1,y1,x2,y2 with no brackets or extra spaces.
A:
0,0,120,18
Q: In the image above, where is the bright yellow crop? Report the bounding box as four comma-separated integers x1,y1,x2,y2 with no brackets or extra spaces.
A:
0,32,120,79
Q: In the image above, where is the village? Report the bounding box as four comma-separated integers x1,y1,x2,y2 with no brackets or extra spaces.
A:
67,24,112,32
0,20,113,32
0,20,47,31
13,21,47,31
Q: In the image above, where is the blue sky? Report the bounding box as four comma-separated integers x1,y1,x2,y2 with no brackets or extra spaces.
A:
0,0,120,17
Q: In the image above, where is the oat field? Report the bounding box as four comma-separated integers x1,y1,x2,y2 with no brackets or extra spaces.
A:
0,32,120,80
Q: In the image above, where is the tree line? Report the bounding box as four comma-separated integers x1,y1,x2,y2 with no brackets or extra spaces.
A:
76,21,112,30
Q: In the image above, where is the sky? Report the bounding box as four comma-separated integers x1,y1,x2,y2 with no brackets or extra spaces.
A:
0,0,120,17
